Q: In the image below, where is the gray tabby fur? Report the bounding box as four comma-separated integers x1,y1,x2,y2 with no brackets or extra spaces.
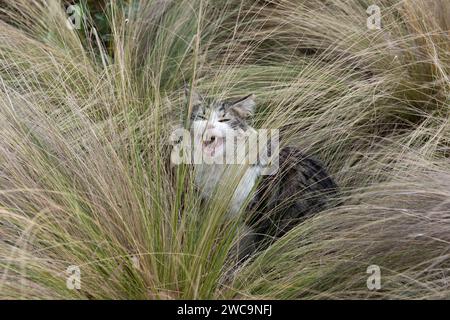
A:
185,89,338,260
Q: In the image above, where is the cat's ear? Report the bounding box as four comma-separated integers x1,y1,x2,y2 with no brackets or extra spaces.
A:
229,94,256,119
184,85,203,106
184,86,205,119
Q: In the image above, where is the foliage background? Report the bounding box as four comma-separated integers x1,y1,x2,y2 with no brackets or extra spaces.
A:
0,0,449,299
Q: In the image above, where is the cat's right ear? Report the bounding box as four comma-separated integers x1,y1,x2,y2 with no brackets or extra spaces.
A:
229,94,256,119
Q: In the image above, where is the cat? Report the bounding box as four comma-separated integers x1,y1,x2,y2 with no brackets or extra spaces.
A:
182,88,338,260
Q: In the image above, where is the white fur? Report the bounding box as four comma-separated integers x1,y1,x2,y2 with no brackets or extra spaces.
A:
191,109,261,216
194,163,260,216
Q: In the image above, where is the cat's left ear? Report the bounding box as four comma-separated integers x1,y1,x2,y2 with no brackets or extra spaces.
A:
229,94,256,119
184,85,203,106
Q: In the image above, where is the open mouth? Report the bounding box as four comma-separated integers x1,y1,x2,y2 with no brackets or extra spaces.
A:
202,136,224,157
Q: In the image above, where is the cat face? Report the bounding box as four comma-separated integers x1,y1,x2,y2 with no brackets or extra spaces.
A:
187,89,256,160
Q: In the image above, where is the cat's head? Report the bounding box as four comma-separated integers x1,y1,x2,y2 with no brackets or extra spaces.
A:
186,89,256,160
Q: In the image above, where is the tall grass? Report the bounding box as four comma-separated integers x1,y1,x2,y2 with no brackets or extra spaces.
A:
0,0,449,299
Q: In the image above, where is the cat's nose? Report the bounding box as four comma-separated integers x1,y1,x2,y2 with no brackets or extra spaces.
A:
203,129,214,140
202,127,220,143
206,124,214,129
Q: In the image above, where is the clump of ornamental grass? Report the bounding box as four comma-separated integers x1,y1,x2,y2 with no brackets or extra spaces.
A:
0,0,449,299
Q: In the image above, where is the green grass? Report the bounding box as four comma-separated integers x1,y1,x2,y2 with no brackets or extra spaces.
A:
0,0,449,299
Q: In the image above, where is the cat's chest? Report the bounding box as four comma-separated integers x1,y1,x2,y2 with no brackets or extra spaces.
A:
194,165,260,216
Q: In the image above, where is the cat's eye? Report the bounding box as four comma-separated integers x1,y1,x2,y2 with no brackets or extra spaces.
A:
194,114,207,120
218,118,231,123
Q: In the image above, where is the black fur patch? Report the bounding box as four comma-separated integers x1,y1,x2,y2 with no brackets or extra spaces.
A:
247,147,338,249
